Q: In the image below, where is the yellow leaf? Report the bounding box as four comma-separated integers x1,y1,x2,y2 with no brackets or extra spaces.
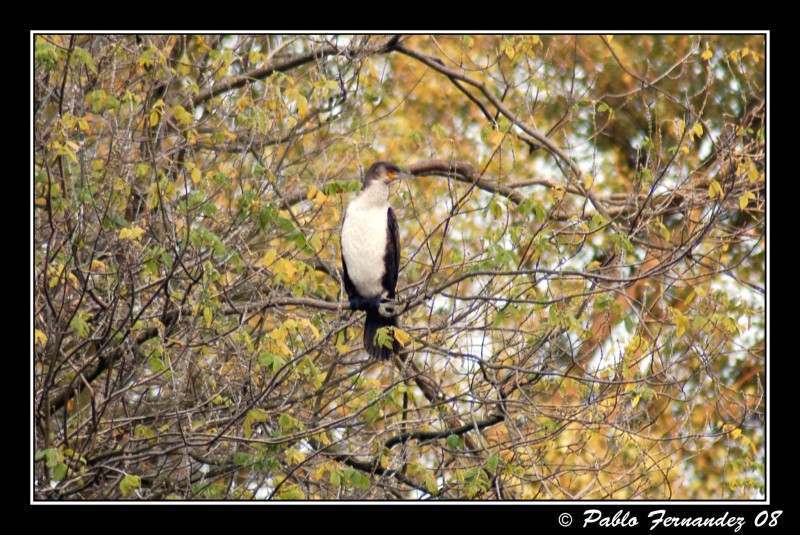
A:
747,164,759,182
605,35,614,42
722,423,735,434
286,448,306,464
78,117,90,132
269,328,286,343
708,180,722,199
90,259,107,271
149,109,160,127
259,249,278,268
203,307,212,328
394,328,412,347
191,167,201,184
173,105,192,126
684,289,697,306
701,49,713,60
674,314,688,338
296,95,308,118
657,221,671,242
35,329,47,346
119,227,144,241
681,145,690,155
307,186,318,201
35,197,47,206
487,128,504,148
583,173,594,190
631,394,640,408
730,427,742,440
279,258,298,280
677,118,685,137
739,193,750,210
505,45,515,59
693,123,703,138
67,272,79,288
694,286,707,299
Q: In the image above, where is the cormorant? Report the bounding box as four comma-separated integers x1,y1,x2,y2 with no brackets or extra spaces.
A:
341,162,414,359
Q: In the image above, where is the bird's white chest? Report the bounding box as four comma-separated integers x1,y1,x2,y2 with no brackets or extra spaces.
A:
342,200,388,298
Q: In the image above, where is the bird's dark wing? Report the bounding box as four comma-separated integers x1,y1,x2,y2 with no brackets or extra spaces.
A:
340,215,358,302
382,207,400,299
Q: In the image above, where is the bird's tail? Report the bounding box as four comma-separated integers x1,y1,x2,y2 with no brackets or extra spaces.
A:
364,308,397,360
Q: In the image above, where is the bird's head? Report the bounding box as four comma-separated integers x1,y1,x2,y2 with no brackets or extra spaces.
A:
363,162,415,187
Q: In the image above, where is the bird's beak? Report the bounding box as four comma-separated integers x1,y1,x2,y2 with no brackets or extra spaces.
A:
388,170,415,182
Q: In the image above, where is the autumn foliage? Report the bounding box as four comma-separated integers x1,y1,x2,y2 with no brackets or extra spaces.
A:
34,34,765,500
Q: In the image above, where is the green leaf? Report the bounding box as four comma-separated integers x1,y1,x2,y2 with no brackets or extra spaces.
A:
135,163,151,179
375,327,394,350
52,463,68,482
119,474,141,497
71,47,97,74
70,316,90,338
353,472,371,490
446,434,463,449
259,352,285,373
276,484,304,500
485,454,500,472
490,200,503,219
423,473,439,494
279,413,297,432
590,213,607,229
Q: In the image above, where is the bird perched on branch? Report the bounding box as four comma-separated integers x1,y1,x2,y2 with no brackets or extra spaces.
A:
341,162,414,359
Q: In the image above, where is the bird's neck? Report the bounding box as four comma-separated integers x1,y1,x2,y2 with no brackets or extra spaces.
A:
356,181,389,209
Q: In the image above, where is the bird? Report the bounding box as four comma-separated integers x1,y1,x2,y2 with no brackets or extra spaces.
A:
340,162,414,359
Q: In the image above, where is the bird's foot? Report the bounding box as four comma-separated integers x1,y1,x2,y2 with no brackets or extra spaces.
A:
378,296,400,318
349,295,385,312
